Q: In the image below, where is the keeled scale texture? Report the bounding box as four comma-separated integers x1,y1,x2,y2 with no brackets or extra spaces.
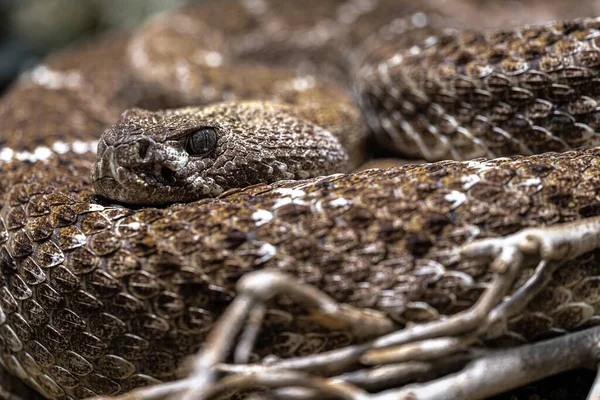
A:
361,18,600,160
3,146,600,398
2,0,600,398
92,102,352,204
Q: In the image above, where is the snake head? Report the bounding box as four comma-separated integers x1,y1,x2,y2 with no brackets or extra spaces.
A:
92,102,348,205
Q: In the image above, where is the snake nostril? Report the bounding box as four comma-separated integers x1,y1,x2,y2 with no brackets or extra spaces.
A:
137,140,151,160
159,166,176,184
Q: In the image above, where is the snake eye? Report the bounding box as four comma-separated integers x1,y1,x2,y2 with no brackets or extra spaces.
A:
186,127,218,156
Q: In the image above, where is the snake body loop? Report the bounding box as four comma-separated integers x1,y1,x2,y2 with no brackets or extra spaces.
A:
2,0,600,398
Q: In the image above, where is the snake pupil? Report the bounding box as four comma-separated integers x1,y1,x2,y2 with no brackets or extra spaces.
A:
186,127,218,156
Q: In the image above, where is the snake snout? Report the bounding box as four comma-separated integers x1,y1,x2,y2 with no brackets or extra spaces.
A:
120,138,189,187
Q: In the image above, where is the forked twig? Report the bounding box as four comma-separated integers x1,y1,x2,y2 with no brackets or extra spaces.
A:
93,217,600,400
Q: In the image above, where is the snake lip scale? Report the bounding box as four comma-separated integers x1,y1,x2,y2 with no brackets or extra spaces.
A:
3,0,600,399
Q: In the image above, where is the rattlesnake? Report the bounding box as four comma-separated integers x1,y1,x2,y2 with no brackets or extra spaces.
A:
3,0,600,399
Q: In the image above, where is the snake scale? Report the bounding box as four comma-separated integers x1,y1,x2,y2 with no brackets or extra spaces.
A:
3,0,600,398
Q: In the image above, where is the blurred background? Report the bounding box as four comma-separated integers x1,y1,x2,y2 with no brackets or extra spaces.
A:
0,0,205,94
2,0,600,95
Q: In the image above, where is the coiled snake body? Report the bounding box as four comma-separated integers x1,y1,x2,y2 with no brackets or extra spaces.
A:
3,0,600,398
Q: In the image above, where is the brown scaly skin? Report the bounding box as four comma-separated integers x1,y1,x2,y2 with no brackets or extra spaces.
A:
92,103,351,205
3,0,600,398
360,18,600,160
97,6,600,203
4,139,600,399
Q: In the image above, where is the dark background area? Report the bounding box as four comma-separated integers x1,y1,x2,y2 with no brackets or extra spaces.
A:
0,0,205,94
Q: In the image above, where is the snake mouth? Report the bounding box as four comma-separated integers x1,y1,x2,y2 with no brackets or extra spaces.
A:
92,141,189,205
94,146,132,186
93,144,149,201
95,142,178,186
